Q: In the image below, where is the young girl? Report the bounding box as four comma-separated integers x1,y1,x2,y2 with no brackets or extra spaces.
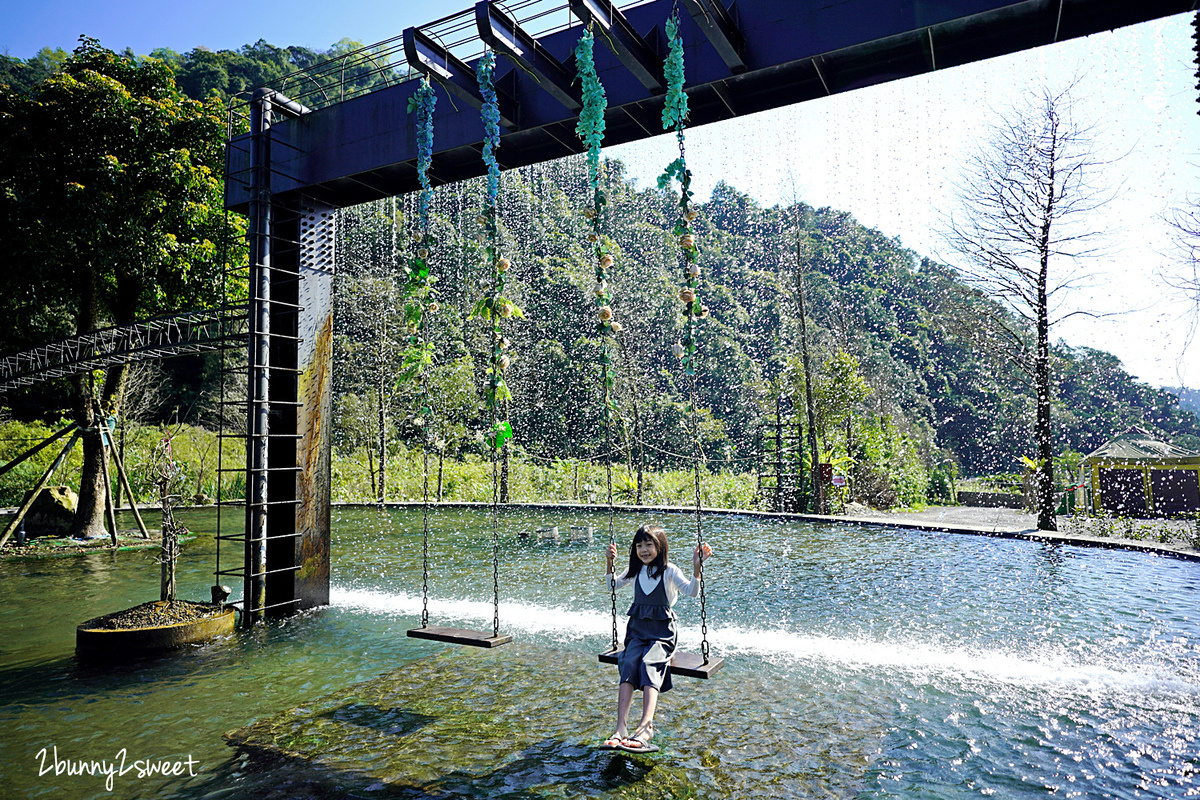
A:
601,523,713,753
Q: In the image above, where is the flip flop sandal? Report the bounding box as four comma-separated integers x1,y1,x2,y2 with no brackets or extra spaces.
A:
599,734,625,750
618,735,660,754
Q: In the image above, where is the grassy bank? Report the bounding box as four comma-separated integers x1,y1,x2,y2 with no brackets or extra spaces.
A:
331,444,759,509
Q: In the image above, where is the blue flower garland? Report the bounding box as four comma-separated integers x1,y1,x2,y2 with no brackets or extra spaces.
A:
574,30,608,213
661,15,689,134
478,50,502,208
410,77,437,230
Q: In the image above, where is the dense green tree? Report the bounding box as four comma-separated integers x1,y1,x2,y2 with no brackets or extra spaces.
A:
0,38,241,536
0,47,69,94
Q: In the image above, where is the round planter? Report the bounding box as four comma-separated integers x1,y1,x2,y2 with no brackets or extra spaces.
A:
76,601,235,660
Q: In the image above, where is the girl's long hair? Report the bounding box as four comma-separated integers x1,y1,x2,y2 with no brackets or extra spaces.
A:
626,524,668,579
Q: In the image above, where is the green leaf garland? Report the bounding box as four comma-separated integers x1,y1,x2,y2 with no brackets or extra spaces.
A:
575,28,620,424
659,14,706,376
397,77,439,445
474,50,522,451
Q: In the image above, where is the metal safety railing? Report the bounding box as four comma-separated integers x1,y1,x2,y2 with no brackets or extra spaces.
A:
222,0,653,126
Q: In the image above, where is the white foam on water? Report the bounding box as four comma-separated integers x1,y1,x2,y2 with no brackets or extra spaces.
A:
332,586,614,638
714,625,1200,696
332,586,1200,697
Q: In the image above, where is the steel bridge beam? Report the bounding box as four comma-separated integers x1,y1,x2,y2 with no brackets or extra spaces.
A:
224,0,1193,212
680,0,745,74
569,0,666,93
476,1,581,113
403,25,519,129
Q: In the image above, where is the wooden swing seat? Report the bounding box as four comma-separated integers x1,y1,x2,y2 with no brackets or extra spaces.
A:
598,648,724,679
407,626,512,648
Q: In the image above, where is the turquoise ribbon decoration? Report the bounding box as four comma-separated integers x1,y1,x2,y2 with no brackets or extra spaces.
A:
476,51,501,207
414,77,436,230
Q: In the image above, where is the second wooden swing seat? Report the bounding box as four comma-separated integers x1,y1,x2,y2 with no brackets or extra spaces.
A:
408,626,511,648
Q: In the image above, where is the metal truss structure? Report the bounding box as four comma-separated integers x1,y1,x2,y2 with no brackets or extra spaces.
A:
0,305,248,393
224,0,1194,212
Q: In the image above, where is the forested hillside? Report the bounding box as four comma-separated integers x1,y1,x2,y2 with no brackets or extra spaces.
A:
1,38,1195,510
1,38,398,105
332,158,1200,506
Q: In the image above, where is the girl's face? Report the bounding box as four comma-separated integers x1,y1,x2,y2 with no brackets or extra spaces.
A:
635,538,659,565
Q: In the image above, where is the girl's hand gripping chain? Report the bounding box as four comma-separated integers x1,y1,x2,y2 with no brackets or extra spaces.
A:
692,542,713,576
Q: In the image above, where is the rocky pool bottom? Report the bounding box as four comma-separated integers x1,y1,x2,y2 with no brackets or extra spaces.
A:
1,505,1198,799
223,645,838,799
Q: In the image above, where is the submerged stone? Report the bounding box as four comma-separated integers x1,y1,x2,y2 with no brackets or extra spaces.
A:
22,485,77,537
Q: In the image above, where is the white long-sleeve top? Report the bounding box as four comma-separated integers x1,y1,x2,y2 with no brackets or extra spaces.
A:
605,562,700,608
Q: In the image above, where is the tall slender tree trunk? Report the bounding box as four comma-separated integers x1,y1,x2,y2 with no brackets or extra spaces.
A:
1035,229,1057,530
794,224,823,514
437,448,445,501
72,398,107,539
1034,135,1059,532
115,419,126,509
946,87,1107,533
70,269,111,539
630,377,645,505
379,200,395,507
618,336,645,504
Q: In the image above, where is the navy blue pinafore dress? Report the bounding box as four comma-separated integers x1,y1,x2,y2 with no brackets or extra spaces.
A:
618,569,677,693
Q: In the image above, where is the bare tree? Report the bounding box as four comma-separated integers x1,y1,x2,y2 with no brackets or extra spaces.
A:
1161,196,1200,360
944,84,1117,531
1164,200,1200,277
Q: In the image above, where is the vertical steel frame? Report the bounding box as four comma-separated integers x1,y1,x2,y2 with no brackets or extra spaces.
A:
243,89,328,625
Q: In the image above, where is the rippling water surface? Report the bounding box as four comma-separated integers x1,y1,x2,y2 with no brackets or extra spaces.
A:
0,506,1197,798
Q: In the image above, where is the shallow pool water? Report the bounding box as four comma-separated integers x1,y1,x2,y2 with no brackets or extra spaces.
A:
0,505,1197,798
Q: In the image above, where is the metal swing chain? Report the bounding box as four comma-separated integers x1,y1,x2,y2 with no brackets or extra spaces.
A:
489,322,502,641
690,362,711,663
417,205,434,630
491,439,501,639
671,57,712,662
606,398,619,653
594,175,619,655
420,444,431,628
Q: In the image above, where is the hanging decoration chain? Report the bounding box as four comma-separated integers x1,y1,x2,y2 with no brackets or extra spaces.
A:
474,50,521,640
575,28,620,653
660,13,712,663
692,370,710,660
405,76,438,628
492,447,501,638
421,448,431,627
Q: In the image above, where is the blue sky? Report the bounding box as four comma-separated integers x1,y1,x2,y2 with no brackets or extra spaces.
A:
1,1,452,59
5,3,1200,389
